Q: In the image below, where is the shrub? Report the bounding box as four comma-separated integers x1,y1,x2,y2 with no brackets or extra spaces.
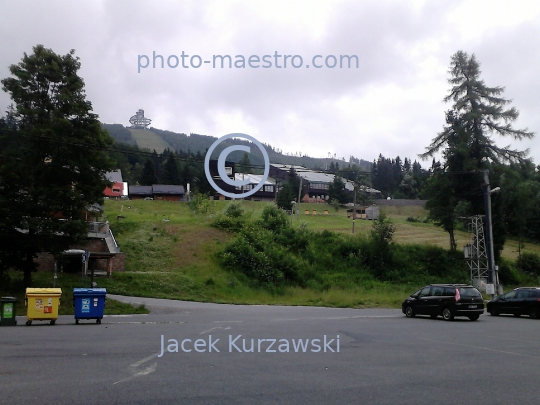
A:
498,258,520,286
259,205,289,232
517,251,540,277
211,216,246,232
224,201,244,218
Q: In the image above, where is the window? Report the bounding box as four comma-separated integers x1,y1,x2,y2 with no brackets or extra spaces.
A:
264,185,273,192
503,291,516,299
410,289,421,298
458,288,482,298
432,287,443,296
418,287,431,297
444,287,455,296
310,183,329,190
516,290,531,299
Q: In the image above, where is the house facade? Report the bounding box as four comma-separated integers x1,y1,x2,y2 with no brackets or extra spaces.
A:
233,173,276,201
128,185,185,200
104,170,125,198
35,221,125,276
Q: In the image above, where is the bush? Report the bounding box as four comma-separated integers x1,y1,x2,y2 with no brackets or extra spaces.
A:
224,201,244,218
259,205,289,232
219,229,300,285
498,258,521,286
211,216,246,232
217,203,484,290
188,193,216,214
517,251,540,277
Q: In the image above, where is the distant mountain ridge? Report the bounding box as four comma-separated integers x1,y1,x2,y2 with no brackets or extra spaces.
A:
102,123,372,171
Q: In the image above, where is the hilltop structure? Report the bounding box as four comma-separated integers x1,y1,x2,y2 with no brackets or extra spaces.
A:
129,109,152,129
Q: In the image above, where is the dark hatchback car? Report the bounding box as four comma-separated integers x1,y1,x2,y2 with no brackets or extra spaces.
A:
402,284,484,321
486,287,540,319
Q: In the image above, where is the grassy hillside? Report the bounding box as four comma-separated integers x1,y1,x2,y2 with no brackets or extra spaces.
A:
64,199,537,309
128,128,173,153
102,124,371,170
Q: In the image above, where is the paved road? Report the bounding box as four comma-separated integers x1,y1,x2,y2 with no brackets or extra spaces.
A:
1,296,539,404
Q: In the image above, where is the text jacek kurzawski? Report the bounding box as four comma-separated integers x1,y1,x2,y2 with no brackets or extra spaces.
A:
158,334,340,356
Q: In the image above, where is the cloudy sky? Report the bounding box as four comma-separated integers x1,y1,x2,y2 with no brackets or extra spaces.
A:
1,0,539,167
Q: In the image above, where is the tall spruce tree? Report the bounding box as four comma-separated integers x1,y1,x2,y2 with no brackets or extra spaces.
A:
162,152,180,185
0,45,114,286
140,159,158,186
420,50,534,252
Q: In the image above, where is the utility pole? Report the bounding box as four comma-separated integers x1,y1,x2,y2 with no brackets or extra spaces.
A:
297,177,302,220
352,182,356,234
482,170,498,298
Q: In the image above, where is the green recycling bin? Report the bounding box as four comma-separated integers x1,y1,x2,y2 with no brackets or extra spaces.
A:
1,297,18,326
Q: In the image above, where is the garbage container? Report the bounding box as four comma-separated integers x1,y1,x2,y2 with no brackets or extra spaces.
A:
25,288,62,326
0,297,18,326
73,288,107,324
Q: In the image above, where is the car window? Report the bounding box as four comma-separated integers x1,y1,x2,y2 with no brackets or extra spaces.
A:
503,291,516,299
517,290,535,299
418,287,431,297
458,287,481,298
444,287,455,296
410,289,422,298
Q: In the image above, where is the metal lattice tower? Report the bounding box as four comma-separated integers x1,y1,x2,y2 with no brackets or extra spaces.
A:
463,215,489,287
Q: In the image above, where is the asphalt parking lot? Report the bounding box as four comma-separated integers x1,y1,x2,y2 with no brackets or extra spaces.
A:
1,295,539,405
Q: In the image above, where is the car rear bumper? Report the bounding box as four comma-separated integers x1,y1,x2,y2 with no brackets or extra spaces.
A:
454,307,484,316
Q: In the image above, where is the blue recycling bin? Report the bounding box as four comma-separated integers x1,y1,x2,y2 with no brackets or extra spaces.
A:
73,288,107,324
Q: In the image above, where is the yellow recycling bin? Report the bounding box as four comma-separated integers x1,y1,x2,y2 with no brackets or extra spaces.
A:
25,288,62,326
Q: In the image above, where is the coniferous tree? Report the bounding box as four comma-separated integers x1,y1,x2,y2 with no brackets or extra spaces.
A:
420,51,534,253
162,152,180,185
0,45,115,286
140,159,158,186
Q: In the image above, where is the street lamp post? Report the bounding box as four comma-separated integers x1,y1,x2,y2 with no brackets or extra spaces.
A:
482,170,500,298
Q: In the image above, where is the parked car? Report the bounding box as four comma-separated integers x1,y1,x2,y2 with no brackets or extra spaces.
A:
402,284,484,321
486,287,540,319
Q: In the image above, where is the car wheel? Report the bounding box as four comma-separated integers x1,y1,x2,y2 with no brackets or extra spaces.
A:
430,314,438,319
529,308,538,319
442,308,454,321
489,308,499,316
468,315,479,321
405,306,415,318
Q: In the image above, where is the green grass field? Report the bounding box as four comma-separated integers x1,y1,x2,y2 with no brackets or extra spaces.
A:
4,199,537,312
129,128,172,153
88,199,538,308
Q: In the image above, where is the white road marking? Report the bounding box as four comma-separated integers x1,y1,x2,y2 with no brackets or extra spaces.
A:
131,353,158,368
113,353,158,385
420,338,540,359
200,326,232,334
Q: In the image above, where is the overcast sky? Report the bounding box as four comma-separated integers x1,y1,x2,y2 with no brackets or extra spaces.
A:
1,0,539,167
